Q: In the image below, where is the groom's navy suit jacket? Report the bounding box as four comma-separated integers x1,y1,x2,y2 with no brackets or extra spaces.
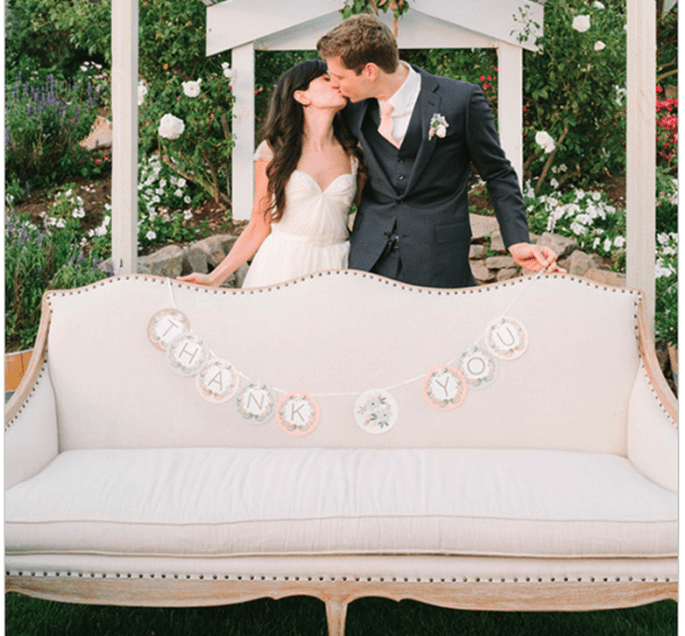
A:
341,66,530,289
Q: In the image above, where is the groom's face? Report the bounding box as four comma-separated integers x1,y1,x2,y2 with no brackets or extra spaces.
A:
325,57,375,103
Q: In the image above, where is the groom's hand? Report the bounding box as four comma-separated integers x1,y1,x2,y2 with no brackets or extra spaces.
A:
508,243,567,274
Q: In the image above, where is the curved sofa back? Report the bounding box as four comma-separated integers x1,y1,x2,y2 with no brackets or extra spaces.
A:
45,272,642,454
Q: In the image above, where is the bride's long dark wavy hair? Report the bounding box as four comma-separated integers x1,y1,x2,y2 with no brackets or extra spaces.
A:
259,59,364,222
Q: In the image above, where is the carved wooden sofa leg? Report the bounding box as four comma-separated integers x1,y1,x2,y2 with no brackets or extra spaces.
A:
325,598,349,636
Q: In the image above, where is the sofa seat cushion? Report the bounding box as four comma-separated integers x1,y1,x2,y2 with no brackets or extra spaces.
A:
5,447,676,559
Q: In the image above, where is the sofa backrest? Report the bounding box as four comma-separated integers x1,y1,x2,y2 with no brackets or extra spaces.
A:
45,272,642,455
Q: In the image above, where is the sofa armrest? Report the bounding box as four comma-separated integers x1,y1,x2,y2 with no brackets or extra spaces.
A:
5,294,59,489
626,297,678,492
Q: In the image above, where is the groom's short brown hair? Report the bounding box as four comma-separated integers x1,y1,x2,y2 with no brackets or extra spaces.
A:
317,14,399,75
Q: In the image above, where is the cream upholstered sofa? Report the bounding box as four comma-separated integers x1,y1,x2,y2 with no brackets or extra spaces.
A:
5,271,677,634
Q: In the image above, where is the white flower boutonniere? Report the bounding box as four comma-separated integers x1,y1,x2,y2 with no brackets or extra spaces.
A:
429,113,449,140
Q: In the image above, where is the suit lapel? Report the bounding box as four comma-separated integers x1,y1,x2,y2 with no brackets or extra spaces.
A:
404,70,441,196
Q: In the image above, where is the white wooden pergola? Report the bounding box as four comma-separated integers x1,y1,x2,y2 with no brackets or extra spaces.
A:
111,0,658,325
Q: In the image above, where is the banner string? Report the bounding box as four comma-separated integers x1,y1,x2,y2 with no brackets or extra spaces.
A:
163,266,549,399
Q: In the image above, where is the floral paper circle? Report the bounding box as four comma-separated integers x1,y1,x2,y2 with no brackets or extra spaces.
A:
454,345,498,389
423,364,467,410
147,309,190,351
235,382,275,424
166,332,209,377
354,389,398,434
485,316,528,360
196,359,239,403
276,392,320,436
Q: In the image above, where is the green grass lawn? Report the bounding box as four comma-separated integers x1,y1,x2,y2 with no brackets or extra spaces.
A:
6,594,677,636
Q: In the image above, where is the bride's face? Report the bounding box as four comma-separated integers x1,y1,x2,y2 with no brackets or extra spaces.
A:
297,74,348,112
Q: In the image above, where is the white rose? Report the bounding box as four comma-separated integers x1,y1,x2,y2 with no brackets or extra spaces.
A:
138,83,148,106
535,130,555,153
222,64,236,82
572,15,591,32
594,41,606,51
603,238,612,252
158,113,185,140
182,80,202,98
146,230,157,241
593,1,605,8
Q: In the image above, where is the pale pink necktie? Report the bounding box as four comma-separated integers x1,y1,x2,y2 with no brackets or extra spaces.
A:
378,101,399,148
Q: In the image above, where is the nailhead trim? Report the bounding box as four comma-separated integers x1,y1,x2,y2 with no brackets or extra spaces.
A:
5,358,50,432
638,361,678,428
5,570,673,584
44,271,641,299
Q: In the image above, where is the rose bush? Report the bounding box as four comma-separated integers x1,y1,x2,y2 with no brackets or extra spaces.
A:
521,0,628,192
49,0,236,209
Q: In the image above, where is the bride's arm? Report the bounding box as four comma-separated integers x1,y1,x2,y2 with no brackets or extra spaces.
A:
178,159,271,286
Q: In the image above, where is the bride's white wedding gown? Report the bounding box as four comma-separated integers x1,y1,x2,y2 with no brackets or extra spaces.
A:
241,141,357,288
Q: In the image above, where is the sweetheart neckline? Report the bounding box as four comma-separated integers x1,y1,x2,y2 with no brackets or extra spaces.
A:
294,169,354,193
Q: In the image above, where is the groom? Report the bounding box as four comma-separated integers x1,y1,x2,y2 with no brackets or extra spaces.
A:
317,14,563,288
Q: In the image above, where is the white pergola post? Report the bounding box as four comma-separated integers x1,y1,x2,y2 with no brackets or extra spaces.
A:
231,43,256,221
111,0,139,275
497,41,524,186
626,0,656,328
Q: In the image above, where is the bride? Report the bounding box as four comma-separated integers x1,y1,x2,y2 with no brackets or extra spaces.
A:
178,60,363,288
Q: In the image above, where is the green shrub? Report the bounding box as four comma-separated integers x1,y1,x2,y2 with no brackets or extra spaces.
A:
48,0,236,210
137,156,203,248
5,209,108,351
655,232,678,347
139,71,234,207
5,0,100,79
5,71,102,199
520,0,628,190
524,181,627,269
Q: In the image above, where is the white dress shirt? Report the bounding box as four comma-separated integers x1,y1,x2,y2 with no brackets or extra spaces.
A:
376,61,422,147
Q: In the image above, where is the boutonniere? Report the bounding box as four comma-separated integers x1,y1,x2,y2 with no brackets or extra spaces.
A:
428,113,449,140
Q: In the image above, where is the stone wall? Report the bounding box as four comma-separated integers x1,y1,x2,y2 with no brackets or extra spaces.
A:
102,216,626,289
468,214,626,287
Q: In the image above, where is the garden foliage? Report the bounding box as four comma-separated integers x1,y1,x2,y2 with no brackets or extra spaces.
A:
45,0,237,208
5,72,103,200
3,0,679,352
6,209,107,351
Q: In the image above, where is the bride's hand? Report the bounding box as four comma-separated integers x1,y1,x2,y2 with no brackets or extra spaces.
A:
177,272,214,286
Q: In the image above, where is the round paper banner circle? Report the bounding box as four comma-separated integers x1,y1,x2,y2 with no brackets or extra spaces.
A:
196,359,239,403
276,392,320,437
148,308,190,351
354,389,399,434
235,382,276,424
454,345,498,390
485,316,528,361
423,364,468,411
166,332,209,377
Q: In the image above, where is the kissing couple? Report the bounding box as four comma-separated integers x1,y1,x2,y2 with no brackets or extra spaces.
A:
179,13,564,290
